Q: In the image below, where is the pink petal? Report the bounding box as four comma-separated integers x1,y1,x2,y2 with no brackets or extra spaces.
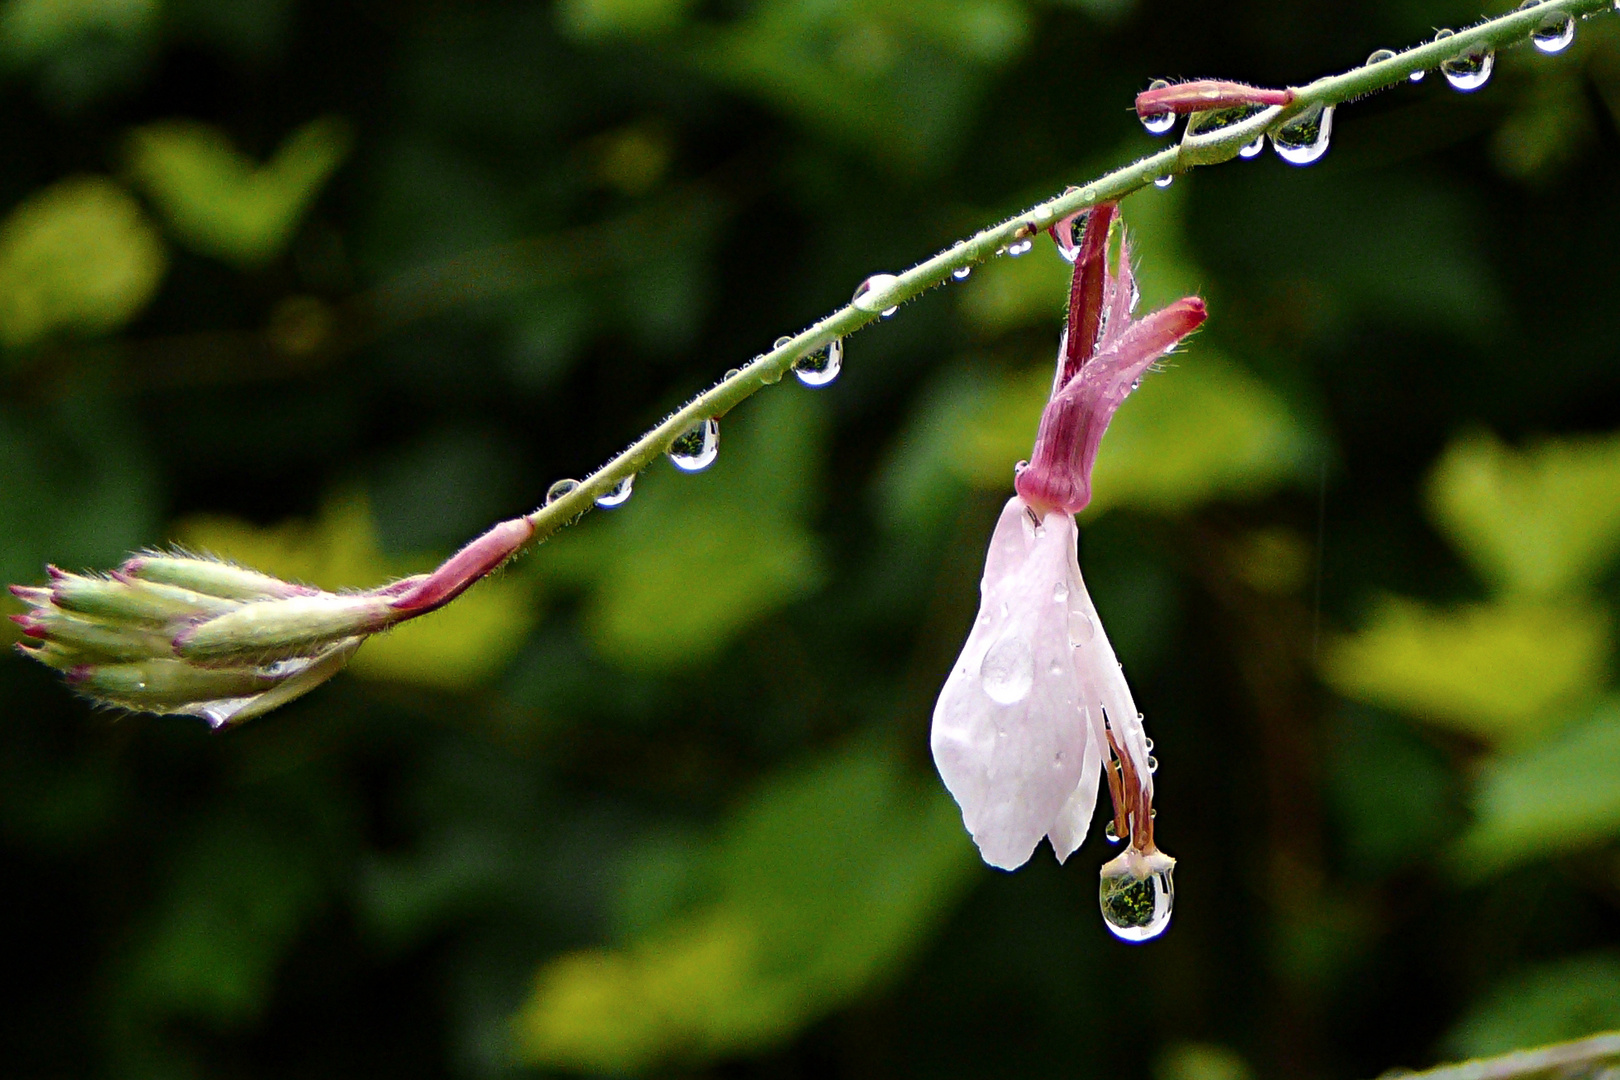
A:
931,498,1091,869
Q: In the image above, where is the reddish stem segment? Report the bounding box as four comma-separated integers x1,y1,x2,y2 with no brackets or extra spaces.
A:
1136,79,1294,118
388,516,534,617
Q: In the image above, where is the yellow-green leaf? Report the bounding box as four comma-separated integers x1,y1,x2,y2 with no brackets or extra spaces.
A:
126,117,351,266
1427,428,1620,598
1320,595,1610,744
512,743,975,1073
0,176,166,348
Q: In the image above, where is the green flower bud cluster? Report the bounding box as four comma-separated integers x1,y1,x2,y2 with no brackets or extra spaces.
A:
9,554,396,728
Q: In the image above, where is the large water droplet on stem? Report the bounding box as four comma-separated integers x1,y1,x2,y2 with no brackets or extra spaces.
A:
1522,0,1575,53
668,418,719,472
545,479,579,505
1366,47,1397,65
794,339,843,387
1139,78,1176,135
1271,105,1334,165
1435,29,1495,91
596,474,635,508
1099,848,1176,942
852,274,901,317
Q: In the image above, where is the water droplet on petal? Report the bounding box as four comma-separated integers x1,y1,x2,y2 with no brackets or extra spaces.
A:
1099,853,1175,942
668,418,719,472
1052,581,1069,603
545,479,579,505
1436,29,1494,91
1048,658,1064,676
1366,47,1397,65
596,474,635,508
1144,737,1154,752
1007,238,1033,256
1139,79,1176,135
1526,1,1575,53
852,274,901,316
1068,609,1095,646
1271,104,1334,165
794,339,843,387
1239,135,1265,158
981,635,1035,705
1146,755,1159,774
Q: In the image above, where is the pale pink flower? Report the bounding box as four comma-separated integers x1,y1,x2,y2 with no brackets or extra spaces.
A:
931,202,1204,938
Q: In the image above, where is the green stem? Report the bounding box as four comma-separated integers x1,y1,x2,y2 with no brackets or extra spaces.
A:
521,0,1615,549
1383,1032,1620,1080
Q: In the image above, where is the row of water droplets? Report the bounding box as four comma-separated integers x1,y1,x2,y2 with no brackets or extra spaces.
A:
1139,0,1595,170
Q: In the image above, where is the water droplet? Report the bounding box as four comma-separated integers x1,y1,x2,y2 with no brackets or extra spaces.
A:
1052,581,1069,603
794,339,843,387
668,418,719,472
1186,103,1265,139
852,274,901,317
981,635,1035,705
1104,821,1123,843
1139,78,1176,135
1436,30,1494,91
1153,174,1174,188
1099,854,1175,942
1048,658,1064,676
1068,609,1095,646
545,479,579,505
952,266,972,280
1146,755,1159,774
1007,238,1033,256
596,474,635,508
1528,5,1575,53
1144,737,1154,752
1271,104,1334,165
1239,135,1265,159
1409,68,1427,82
773,335,793,349
1366,47,1397,65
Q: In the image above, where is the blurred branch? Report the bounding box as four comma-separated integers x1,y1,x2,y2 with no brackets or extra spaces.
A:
1381,1032,1620,1080
521,0,1617,552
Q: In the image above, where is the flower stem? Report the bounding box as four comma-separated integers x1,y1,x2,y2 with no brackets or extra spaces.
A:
519,0,1614,552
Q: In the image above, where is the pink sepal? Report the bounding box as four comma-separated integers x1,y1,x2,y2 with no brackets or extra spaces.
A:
1136,79,1294,118
389,517,534,617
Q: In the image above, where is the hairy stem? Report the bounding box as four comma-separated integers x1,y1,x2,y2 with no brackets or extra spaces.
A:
1383,1032,1620,1080
519,0,1614,550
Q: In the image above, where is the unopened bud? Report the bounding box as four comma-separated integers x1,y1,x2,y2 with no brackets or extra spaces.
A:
175,594,395,664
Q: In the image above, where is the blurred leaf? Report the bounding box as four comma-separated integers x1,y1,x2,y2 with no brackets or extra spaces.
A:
940,349,1315,516
1324,707,1462,877
121,811,324,1025
1443,952,1620,1057
1453,699,1620,875
0,394,159,587
1491,67,1594,183
558,0,693,39
1155,1042,1255,1080
1427,428,1620,598
126,117,351,266
956,239,1069,333
512,742,976,1073
0,176,165,349
543,391,826,672
0,0,154,61
695,0,1029,170
1321,596,1609,744
173,492,538,690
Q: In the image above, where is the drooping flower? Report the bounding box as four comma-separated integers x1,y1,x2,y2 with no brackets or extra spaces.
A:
8,516,533,727
931,201,1205,940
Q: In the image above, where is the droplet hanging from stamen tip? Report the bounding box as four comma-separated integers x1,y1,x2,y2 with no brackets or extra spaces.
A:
668,418,719,472
1099,849,1176,942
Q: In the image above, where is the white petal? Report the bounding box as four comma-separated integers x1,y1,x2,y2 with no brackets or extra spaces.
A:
931,497,1089,869
1046,712,1102,862
1067,560,1154,799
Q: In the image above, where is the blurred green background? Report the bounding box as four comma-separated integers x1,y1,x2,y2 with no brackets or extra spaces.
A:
4,0,1620,1076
